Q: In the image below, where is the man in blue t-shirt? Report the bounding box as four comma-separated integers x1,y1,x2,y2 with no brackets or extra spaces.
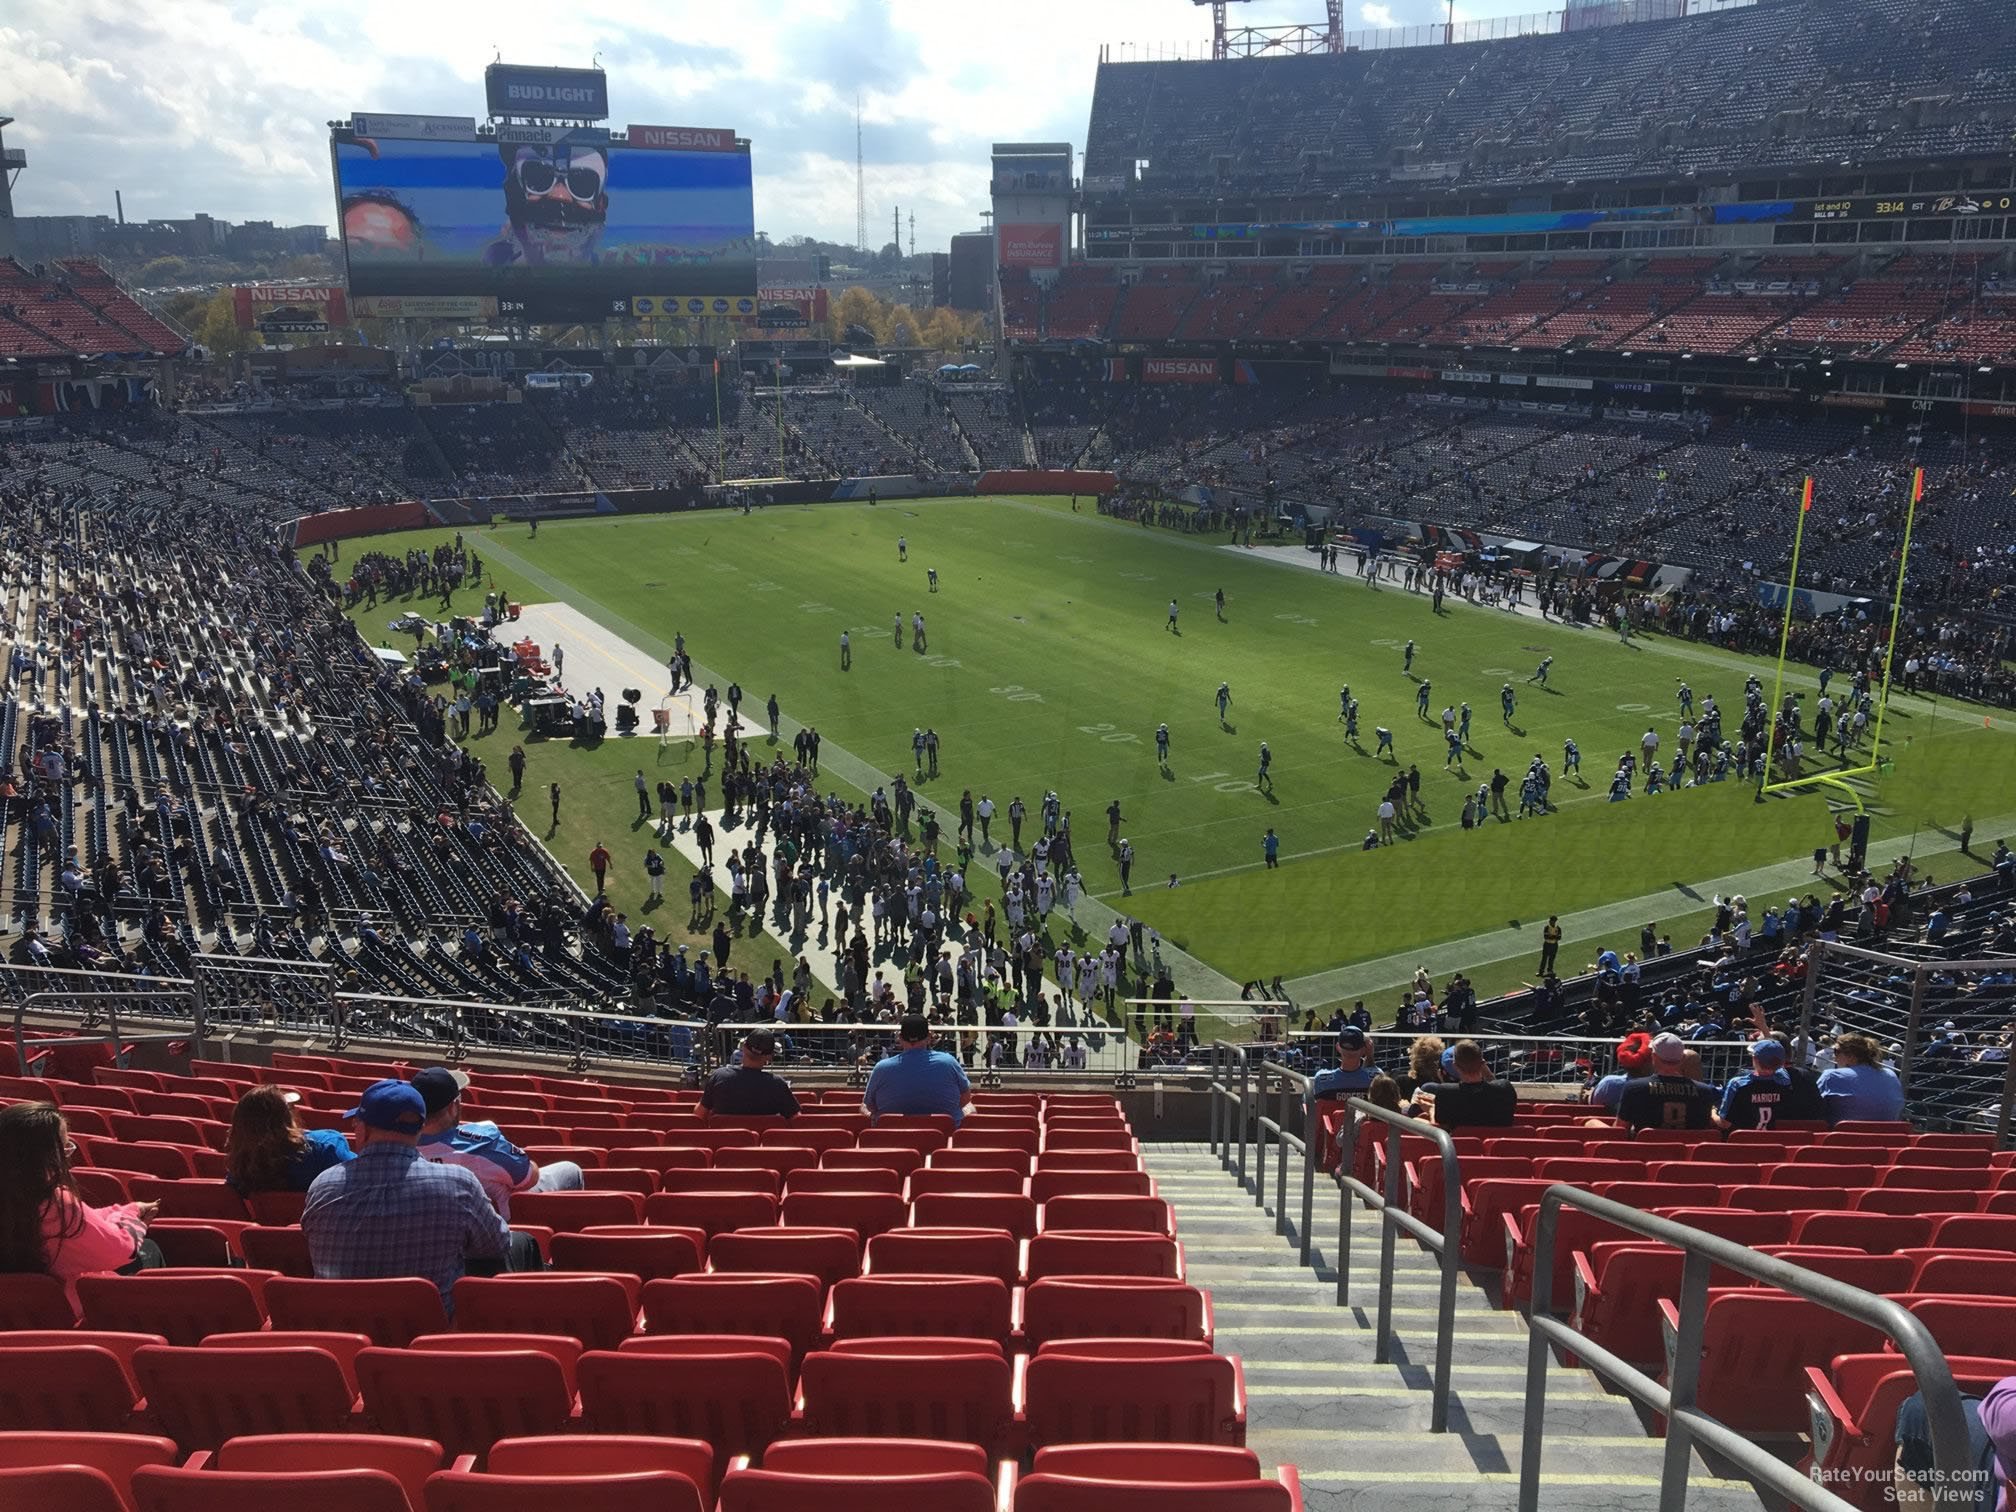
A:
863,1015,973,1126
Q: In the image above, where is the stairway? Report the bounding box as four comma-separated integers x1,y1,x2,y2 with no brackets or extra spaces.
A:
1146,1145,1769,1512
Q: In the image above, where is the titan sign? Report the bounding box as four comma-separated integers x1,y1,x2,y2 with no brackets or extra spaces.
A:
484,64,610,119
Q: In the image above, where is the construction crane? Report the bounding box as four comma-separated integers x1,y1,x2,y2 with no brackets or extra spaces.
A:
1191,0,1344,58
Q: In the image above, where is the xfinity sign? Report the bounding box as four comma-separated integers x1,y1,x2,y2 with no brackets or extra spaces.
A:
484,63,610,120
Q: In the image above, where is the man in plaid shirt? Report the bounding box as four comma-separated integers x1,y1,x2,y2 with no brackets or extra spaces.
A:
303,1079,518,1307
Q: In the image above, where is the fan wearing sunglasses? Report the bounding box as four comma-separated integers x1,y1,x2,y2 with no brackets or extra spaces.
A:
487,142,610,267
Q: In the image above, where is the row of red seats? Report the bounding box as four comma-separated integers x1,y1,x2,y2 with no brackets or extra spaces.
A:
1803,1353,2016,1512
0,1316,1235,1460
0,1431,1305,1512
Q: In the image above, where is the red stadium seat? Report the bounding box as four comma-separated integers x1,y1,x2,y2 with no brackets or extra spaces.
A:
1033,1152,1140,1174
715,1147,822,1180
858,1129,948,1155
1659,1290,1884,1432
579,1168,659,1195
616,1148,712,1173
1457,1179,1554,1266
654,1169,783,1196
0,1430,179,1512
1026,1232,1184,1283
1903,1250,2016,1294
823,1148,923,1179
246,1192,308,1226
867,1227,1022,1285
797,1347,1015,1455
0,1338,153,1430
1723,1185,1854,1213
203,1433,450,1511
1023,1278,1211,1350
639,1274,825,1362
913,1192,1039,1239
785,1166,903,1195
485,1434,714,1504
576,1347,792,1472
709,1226,861,1288
1897,1296,2016,1358
715,1466,998,1512
825,1275,1015,1346
1765,1165,1881,1189
1040,1195,1174,1236
409,1333,584,1397
133,1343,356,1452
1802,1353,2016,1512
1791,1213,1936,1253
930,1148,1035,1176
239,1226,315,1277
1931,1214,2016,1249
422,1468,703,1512
1748,1247,1914,1291
452,1275,638,1350
0,1272,83,1329
131,1463,414,1512
1023,1341,1246,1448
1029,1170,1155,1203
354,1346,573,1458
265,1277,448,1347
507,1191,644,1233
643,1191,781,1235
1850,1189,1974,1217
77,1272,270,1346
780,1191,909,1239
201,1331,373,1395
548,1230,704,1281
907,1167,1027,1198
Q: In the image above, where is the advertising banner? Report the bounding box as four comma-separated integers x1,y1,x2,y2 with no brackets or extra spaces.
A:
484,64,610,119
627,125,738,152
350,294,496,320
351,114,477,141
1143,357,1218,384
998,222,1063,269
630,295,760,319
334,130,755,321
232,283,349,333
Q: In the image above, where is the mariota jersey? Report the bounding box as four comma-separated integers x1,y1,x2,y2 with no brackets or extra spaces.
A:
1617,1074,1717,1130
1717,1069,1801,1129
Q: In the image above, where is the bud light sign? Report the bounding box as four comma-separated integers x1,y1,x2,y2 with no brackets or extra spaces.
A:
485,64,610,120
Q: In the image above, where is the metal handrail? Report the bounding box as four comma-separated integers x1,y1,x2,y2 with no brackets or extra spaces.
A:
1335,1096,1463,1433
1517,1186,1978,1512
1255,1061,1317,1263
1206,1040,1252,1186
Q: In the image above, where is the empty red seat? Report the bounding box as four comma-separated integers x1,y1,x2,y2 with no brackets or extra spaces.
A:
1724,1185,1854,1213
1023,1277,1210,1349
1930,1214,2016,1249
424,1467,703,1512
548,1230,704,1281
759,1129,859,1155
911,1191,1038,1239
1904,1250,2016,1293
643,1191,781,1235
1041,1195,1173,1236
1851,1189,1972,1217
1898,1295,2016,1357
452,1275,638,1350
265,1277,448,1347
484,1434,714,1503
858,1129,948,1155
199,1432,449,1510
133,1343,355,1451
0,1272,84,1329
410,1332,584,1397
866,1227,1021,1285
655,1169,783,1196
1023,1341,1246,1447
616,1148,712,1173
1792,1213,1935,1253
576,1346,792,1470
355,1345,573,1457
579,1168,659,1195
640,1274,824,1362
1029,1170,1154,1203
1457,1179,1554,1266
1749,1247,1913,1291
826,1275,1015,1346
797,1347,1014,1454
239,1226,314,1277
929,1148,1034,1176
780,1191,909,1239
1660,1290,1885,1432
0,1429,179,1512
709,1226,861,1288
508,1191,644,1233
130,1462,413,1512
907,1167,1026,1198
1765,1165,1881,1189
822,1148,922,1179
77,1272,270,1346
0,1337,153,1429
1026,1232,1184,1282
715,1464,997,1511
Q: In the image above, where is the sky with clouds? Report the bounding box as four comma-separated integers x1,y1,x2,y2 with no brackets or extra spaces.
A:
2,0,1539,252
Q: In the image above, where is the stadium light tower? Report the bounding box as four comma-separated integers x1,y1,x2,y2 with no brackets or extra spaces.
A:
1191,0,1344,58
0,116,21,264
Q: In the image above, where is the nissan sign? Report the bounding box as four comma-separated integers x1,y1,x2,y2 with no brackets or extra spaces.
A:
484,64,610,120
627,125,740,152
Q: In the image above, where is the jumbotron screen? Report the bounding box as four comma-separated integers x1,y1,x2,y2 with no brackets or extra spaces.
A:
333,129,755,321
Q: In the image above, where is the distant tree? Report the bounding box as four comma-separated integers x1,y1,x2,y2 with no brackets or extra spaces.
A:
133,257,190,288
885,312,919,348
194,290,254,356
832,286,883,341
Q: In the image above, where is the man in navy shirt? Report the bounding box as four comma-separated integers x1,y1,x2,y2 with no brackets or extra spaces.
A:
1617,1032,1719,1131
1714,1038,1821,1129
863,1015,973,1125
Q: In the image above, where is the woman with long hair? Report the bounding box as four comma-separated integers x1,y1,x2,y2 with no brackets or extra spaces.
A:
0,1100,159,1311
1396,1034,1446,1099
225,1085,354,1195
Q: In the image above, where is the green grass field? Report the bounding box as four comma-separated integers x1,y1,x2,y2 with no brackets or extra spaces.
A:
318,495,2011,1008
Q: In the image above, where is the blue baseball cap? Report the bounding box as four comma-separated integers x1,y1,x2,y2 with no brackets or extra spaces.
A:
1749,1038,1787,1066
1337,1027,1368,1051
344,1078,426,1133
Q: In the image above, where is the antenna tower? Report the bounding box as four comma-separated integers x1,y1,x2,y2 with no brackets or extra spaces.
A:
855,95,867,255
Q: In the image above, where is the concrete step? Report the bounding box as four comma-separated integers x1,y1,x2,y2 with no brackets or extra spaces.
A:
1147,1143,1768,1512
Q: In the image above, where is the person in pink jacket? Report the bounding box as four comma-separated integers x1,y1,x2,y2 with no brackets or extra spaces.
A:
0,1101,160,1313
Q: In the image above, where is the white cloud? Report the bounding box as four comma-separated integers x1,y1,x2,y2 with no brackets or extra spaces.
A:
0,0,1555,250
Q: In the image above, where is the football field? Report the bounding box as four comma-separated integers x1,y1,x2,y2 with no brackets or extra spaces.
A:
326,496,2013,1008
